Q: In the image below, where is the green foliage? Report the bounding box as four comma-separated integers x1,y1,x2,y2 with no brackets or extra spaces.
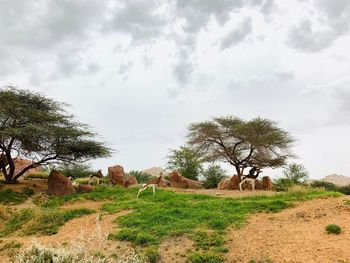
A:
128,170,153,183
187,252,224,263
167,146,203,180
311,181,338,191
0,207,94,237
26,172,49,179
282,163,309,184
22,187,35,197
57,164,95,179
202,164,227,189
311,181,350,195
273,178,296,192
325,224,341,235
187,116,294,176
141,246,159,263
0,87,111,183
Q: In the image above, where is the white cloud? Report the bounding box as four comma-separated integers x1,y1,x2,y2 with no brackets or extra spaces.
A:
220,17,253,50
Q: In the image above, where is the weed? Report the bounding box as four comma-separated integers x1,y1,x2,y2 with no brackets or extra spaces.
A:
0,189,28,205
326,224,341,235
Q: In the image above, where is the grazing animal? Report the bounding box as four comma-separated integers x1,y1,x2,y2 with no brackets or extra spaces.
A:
239,167,262,191
137,173,163,198
89,169,103,186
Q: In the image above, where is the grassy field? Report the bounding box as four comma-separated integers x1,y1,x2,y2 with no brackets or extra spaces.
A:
35,186,341,262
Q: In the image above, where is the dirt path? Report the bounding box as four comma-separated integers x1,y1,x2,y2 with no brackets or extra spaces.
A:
226,196,350,263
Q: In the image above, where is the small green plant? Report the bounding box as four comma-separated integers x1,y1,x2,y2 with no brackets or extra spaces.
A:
326,224,341,235
141,246,159,263
282,163,309,184
273,178,295,191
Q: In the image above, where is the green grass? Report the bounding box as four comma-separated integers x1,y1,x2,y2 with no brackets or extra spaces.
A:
0,208,94,237
38,186,341,262
0,189,31,205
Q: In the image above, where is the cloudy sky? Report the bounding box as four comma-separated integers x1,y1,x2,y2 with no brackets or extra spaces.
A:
1,0,350,178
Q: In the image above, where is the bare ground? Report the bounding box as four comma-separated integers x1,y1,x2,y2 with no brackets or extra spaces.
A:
226,196,350,263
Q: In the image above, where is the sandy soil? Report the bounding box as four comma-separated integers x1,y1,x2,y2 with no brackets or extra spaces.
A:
158,236,194,263
226,196,350,263
0,201,135,262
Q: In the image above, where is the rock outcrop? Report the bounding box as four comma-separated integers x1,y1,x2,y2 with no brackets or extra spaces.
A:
77,184,94,193
148,177,171,187
169,171,203,189
48,170,76,196
108,165,126,186
262,176,273,190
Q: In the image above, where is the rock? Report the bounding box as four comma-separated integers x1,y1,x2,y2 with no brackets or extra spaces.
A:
48,170,76,196
169,171,203,189
228,175,240,190
217,178,231,189
108,165,125,186
246,179,263,190
124,176,138,187
13,158,43,177
262,176,273,190
77,184,94,193
148,177,171,187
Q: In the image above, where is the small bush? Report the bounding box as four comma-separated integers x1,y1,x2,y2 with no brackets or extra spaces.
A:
202,164,227,189
325,224,341,235
57,164,95,179
141,246,159,263
337,185,350,195
311,181,338,192
273,178,295,191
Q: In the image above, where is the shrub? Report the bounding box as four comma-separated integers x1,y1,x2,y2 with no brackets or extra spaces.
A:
202,164,227,189
311,180,338,191
57,164,95,179
128,170,153,184
325,224,341,235
282,163,309,184
337,185,350,195
273,178,295,191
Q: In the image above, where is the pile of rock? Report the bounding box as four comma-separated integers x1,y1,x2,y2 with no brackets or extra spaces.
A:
108,165,138,187
168,171,203,189
217,175,273,191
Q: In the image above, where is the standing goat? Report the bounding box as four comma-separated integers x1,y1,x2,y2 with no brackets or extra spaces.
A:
239,167,262,191
137,173,163,198
89,169,103,186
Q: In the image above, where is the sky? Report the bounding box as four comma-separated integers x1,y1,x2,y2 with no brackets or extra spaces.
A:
1,0,350,179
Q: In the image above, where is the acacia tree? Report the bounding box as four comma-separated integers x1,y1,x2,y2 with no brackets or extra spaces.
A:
187,116,294,180
0,87,111,183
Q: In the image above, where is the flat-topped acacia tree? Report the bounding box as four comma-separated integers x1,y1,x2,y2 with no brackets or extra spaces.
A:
0,87,111,183
187,116,294,180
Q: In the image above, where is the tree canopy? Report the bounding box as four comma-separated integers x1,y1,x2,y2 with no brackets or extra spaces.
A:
187,116,294,179
0,87,111,183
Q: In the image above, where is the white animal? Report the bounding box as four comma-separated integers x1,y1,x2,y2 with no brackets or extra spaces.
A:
137,183,157,198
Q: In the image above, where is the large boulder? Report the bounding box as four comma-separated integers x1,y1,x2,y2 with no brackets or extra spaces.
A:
48,170,76,196
217,178,231,189
262,176,273,190
124,176,138,187
108,165,125,186
169,171,203,189
228,175,240,190
148,177,171,187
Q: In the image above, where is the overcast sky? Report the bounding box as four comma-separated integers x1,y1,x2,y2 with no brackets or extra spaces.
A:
1,0,350,178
